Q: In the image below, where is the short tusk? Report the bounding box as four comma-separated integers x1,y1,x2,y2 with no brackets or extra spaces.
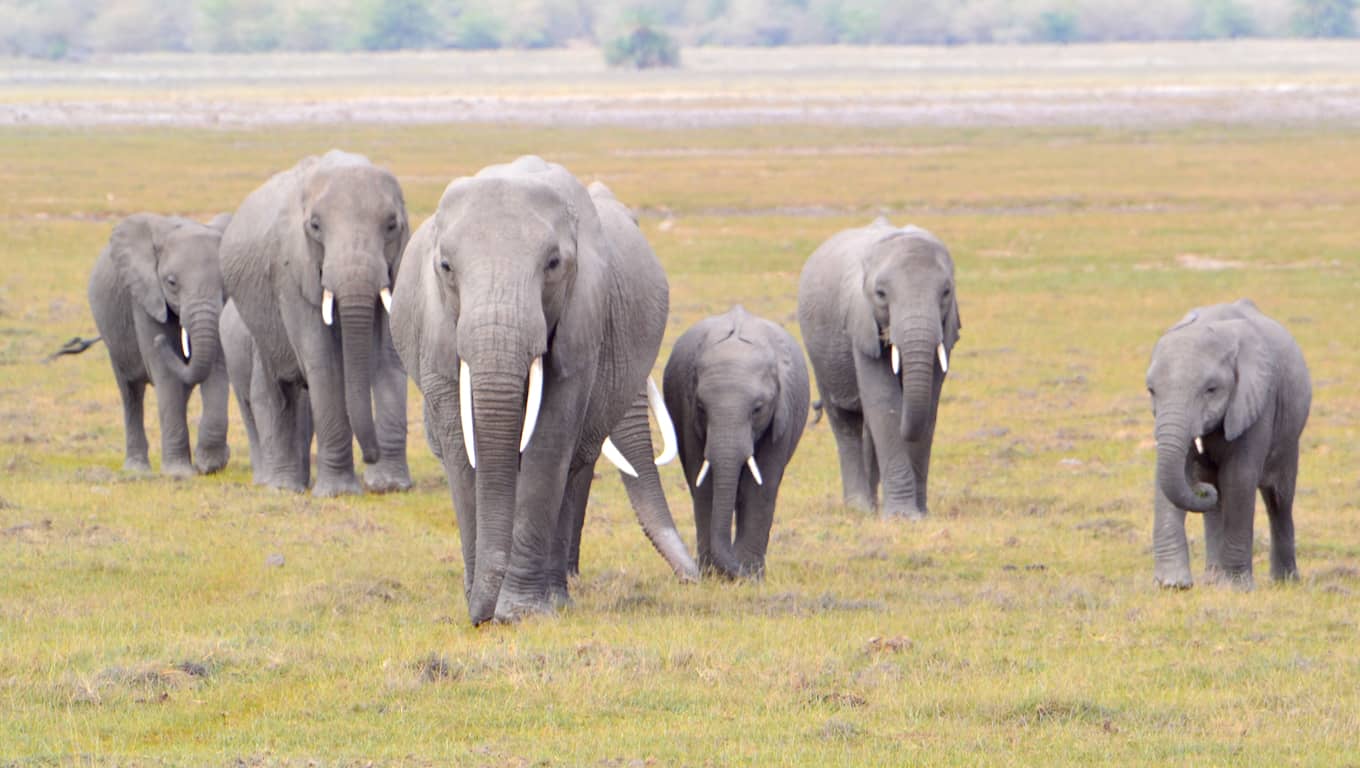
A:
647,377,678,465
379,287,393,314
321,289,334,326
746,456,764,486
601,437,638,478
1195,436,1204,455
695,459,710,487
180,328,190,359
520,356,543,453
937,342,949,373
890,344,900,375
459,360,475,469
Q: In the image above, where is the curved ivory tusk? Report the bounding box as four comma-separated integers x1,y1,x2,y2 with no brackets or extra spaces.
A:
520,356,543,453
321,289,334,326
1194,436,1204,455
937,342,949,373
890,344,901,375
746,455,764,486
601,437,638,478
695,459,710,487
647,377,678,466
180,328,190,359
379,287,393,314
459,360,476,469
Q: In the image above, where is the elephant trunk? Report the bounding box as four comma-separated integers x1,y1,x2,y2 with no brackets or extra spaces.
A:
163,300,222,386
703,424,753,579
338,293,380,465
466,366,528,625
894,314,939,442
1154,409,1217,513
610,395,700,581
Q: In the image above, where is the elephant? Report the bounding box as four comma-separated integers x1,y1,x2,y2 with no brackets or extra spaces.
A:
87,213,232,476
662,305,810,579
220,150,411,497
797,218,960,520
391,155,699,625
1146,299,1311,590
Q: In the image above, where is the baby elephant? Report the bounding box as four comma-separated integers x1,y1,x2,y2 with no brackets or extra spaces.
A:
663,306,810,578
1146,299,1311,590
88,213,232,476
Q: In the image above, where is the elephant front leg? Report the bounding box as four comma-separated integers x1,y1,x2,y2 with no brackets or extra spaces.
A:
495,447,576,623
155,379,195,478
364,333,411,493
117,377,151,472
193,355,231,474
822,401,875,512
249,355,307,492
304,360,361,497
1153,485,1193,589
1262,446,1300,582
1211,459,1262,590
548,464,595,608
734,469,782,580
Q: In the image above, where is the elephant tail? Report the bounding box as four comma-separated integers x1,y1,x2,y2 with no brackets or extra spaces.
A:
44,336,102,363
810,399,823,425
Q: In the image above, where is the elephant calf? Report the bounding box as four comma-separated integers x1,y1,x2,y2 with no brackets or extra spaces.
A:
87,213,232,476
1146,299,1311,590
797,218,960,519
663,306,810,579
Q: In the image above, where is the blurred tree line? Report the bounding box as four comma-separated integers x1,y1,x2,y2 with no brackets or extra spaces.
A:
2,0,1355,60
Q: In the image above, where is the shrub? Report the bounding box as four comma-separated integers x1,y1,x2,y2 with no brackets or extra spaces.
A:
604,22,679,69
1291,0,1357,36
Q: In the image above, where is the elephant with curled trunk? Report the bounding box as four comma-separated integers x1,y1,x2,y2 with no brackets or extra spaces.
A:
797,218,960,520
391,156,699,624
1146,299,1311,590
87,213,232,476
663,306,810,579
220,150,411,497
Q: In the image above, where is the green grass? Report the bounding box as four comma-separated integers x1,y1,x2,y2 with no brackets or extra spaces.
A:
3,104,1360,763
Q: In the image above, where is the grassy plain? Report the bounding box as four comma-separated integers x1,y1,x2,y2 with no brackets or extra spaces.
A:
2,48,1360,766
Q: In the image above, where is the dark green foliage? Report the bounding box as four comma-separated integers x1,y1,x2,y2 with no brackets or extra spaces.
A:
360,0,438,50
604,22,679,69
1035,9,1079,42
448,8,504,49
1291,0,1357,36
1197,0,1256,38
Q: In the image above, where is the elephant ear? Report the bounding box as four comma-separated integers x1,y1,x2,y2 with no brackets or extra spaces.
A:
943,265,962,355
110,214,169,323
1222,319,1276,441
662,322,708,480
771,329,811,448
843,262,883,359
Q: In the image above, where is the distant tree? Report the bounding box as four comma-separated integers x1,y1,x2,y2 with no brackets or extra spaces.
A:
1196,0,1256,38
1291,0,1356,36
360,0,439,49
604,18,679,68
1035,9,1079,42
448,7,504,48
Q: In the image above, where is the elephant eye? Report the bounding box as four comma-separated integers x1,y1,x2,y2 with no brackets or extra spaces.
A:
1147,387,1155,397
874,288,887,301
308,215,321,234
385,215,399,235
164,274,177,288
1205,385,1218,395
546,255,561,271
439,258,452,273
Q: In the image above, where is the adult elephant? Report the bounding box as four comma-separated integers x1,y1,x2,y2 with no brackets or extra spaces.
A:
220,150,411,496
88,213,232,476
391,156,698,625
1146,299,1311,590
663,306,810,580
797,218,960,520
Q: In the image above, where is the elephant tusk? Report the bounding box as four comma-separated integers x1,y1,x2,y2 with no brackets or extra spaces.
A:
379,287,393,314
937,342,949,373
520,356,543,453
746,455,764,486
459,360,476,469
180,328,190,359
321,289,334,326
1195,436,1204,455
648,377,678,466
695,459,710,487
601,436,638,478
890,344,901,375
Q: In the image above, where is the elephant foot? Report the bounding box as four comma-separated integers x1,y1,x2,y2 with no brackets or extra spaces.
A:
547,583,572,611
261,475,307,493
194,444,230,475
1206,565,1254,591
162,460,196,479
363,460,412,493
881,502,926,521
1154,561,1194,590
312,471,363,497
1270,564,1300,583
493,589,555,624
122,457,151,474
844,494,876,514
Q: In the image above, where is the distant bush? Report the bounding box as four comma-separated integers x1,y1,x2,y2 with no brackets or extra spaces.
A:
1035,9,1079,42
360,0,438,50
604,23,679,68
1291,0,1357,36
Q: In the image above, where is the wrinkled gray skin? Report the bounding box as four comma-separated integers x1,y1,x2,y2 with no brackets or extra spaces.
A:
220,150,411,497
88,213,232,476
392,156,699,625
1146,299,1311,590
663,306,810,579
797,218,960,519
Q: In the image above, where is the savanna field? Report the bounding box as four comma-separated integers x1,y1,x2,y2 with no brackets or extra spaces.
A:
1,44,1359,765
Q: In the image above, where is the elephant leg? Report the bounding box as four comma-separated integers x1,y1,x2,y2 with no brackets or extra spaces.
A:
823,401,874,512
423,384,476,600
1215,460,1260,590
550,464,594,607
691,469,716,574
1195,463,1227,582
861,409,919,520
193,354,231,474
1152,484,1193,589
232,370,263,483
117,377,151,472
155,379,195,478
304,358,361,498
1263,448,1300,582
364,330,411,493
734,469,781,580
293,383,313,490
249,353,306,492
496,454,574,623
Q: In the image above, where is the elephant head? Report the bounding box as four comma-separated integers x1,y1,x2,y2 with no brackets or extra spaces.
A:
295,161,409,465
110,214,228,386
1146,313,1275,513
845,225,960,441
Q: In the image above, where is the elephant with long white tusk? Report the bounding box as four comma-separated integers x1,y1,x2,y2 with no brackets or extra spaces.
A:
663,306,810,580
391,156,699,625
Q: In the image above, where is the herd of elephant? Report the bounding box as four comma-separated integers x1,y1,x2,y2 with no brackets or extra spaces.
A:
80,150,1312,625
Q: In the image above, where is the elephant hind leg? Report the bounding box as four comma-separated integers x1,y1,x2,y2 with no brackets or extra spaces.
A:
1262,450,1299,582
823,402,874,512
118,377,150,472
